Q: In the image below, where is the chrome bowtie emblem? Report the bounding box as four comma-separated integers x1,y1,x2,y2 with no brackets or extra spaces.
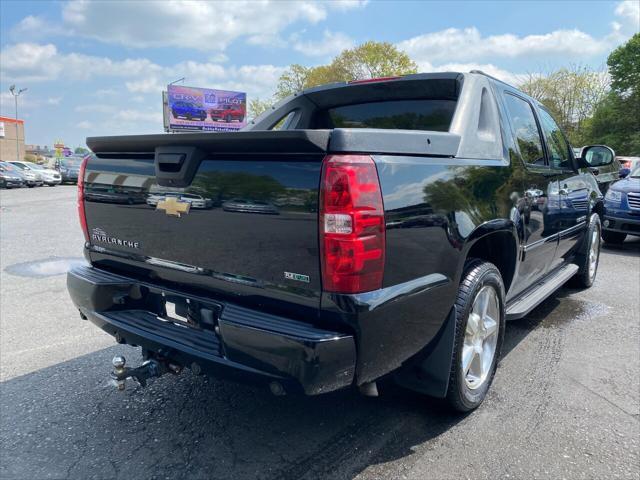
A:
156,197,190,217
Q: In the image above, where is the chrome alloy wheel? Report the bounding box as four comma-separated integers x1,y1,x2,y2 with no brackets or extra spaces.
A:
588,228,600,280
462,285,500,390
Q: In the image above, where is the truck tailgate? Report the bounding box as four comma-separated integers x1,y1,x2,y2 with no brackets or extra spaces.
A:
84,131,329,317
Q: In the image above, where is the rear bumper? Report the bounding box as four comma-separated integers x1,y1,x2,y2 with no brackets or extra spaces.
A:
67,265,356,395
603,214,640,236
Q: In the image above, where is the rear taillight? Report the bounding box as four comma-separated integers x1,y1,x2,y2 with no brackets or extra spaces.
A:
77,155,89,242
319,154,385,294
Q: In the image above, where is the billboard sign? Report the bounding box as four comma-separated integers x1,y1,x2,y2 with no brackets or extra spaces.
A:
167,85,247,132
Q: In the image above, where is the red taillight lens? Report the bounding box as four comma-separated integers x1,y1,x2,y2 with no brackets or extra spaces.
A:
77,155,89,242
320,154,385,294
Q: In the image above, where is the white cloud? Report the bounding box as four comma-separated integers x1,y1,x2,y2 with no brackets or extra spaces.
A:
47,97,62,105
615,0,640,26
293,30,355,57
1,43,283,100
77,120,93,129
399,27,615,65
59,0,365,51
417,61,525,86
114,109,163,123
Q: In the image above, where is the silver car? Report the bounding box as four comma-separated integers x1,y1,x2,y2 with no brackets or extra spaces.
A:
147,192,213,209
11,161,61,186
8,161,43,187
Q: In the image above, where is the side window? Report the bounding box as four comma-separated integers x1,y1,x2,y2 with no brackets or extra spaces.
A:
537,108,571,169
503,93,545,166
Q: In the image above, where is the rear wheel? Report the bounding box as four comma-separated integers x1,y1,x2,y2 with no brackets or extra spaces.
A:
446,260,505,412
571,214,601,288
602,229,626,244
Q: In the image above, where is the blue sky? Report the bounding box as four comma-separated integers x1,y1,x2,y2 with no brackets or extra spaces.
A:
1,0,638,150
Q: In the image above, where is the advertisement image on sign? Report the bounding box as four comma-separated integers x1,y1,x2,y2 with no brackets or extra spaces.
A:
167,85,247,132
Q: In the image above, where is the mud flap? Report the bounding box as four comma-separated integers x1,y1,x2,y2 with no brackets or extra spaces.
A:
394,306,456,398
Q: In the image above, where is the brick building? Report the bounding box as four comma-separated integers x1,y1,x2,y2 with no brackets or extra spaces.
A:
0,116,26,161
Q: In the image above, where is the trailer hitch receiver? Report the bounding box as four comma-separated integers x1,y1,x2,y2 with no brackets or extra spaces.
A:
110,355,181,391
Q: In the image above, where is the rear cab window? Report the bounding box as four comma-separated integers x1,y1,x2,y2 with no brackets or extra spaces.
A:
319,99,457,131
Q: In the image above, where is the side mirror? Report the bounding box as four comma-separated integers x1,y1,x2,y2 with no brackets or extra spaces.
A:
619,167,631,178
579,145,616,168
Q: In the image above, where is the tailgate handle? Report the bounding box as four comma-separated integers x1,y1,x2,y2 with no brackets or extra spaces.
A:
155,146,206,188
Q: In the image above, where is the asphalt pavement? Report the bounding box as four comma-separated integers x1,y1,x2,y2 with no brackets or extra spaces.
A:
1,185,638,480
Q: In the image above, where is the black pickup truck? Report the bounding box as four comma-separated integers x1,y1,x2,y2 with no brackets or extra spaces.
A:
68,72,610,411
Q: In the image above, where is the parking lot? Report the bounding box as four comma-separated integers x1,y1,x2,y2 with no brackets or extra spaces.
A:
1,185,638,480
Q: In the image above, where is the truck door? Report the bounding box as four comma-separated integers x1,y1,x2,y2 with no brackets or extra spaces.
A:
501,92,561,295
536,107,588,266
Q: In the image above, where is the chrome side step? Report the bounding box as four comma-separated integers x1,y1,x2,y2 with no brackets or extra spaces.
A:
506,264,579,320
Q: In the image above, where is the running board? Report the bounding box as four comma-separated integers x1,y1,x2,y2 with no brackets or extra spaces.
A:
506,264,579,320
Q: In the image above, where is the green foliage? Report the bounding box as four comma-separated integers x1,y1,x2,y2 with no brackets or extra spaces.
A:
607,33,640,95
274,41,417,100
518,65,608,146
587,34,640,155
74,147,89,154
248,97,273,120
330,41,418,81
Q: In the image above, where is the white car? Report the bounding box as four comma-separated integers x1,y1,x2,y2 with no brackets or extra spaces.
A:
146,192,213,209
10,161,61,186
617,156,640,172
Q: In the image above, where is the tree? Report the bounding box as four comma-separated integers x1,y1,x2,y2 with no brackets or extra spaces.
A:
607,33,640,95
519,65,609,146
275,64,311,100
74,147,89,154
587,34,640,155
248,97,273,120
273,41,418,99
331,41,418,81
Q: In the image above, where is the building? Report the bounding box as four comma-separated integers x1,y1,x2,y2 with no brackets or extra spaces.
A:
0,116,25,161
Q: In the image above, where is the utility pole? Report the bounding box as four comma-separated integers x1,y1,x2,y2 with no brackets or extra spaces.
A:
9,85,27,161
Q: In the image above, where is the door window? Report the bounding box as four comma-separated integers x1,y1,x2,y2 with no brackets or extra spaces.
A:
537,108,572,170
503,94,545,166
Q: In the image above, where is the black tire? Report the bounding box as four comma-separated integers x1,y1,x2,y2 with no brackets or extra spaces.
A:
602,229,626,244
446,260,505,412
570,214,601,288
225,114,232,123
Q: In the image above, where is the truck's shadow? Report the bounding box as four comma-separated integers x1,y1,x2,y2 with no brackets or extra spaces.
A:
1,293,580,480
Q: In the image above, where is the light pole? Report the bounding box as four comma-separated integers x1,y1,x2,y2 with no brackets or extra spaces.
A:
169,77,185,86
9,85,27,161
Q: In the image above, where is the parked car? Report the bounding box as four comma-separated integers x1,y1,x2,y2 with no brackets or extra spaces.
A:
8,161,43,187
222,198,279,214
601,165,640,244
69,72,606,412
573,145,621,194
48,157,84,183
10,161,61,186
171,101,207,121
210,105,245,123
617,156,640,172
147,192,213,209
0,162,25,188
